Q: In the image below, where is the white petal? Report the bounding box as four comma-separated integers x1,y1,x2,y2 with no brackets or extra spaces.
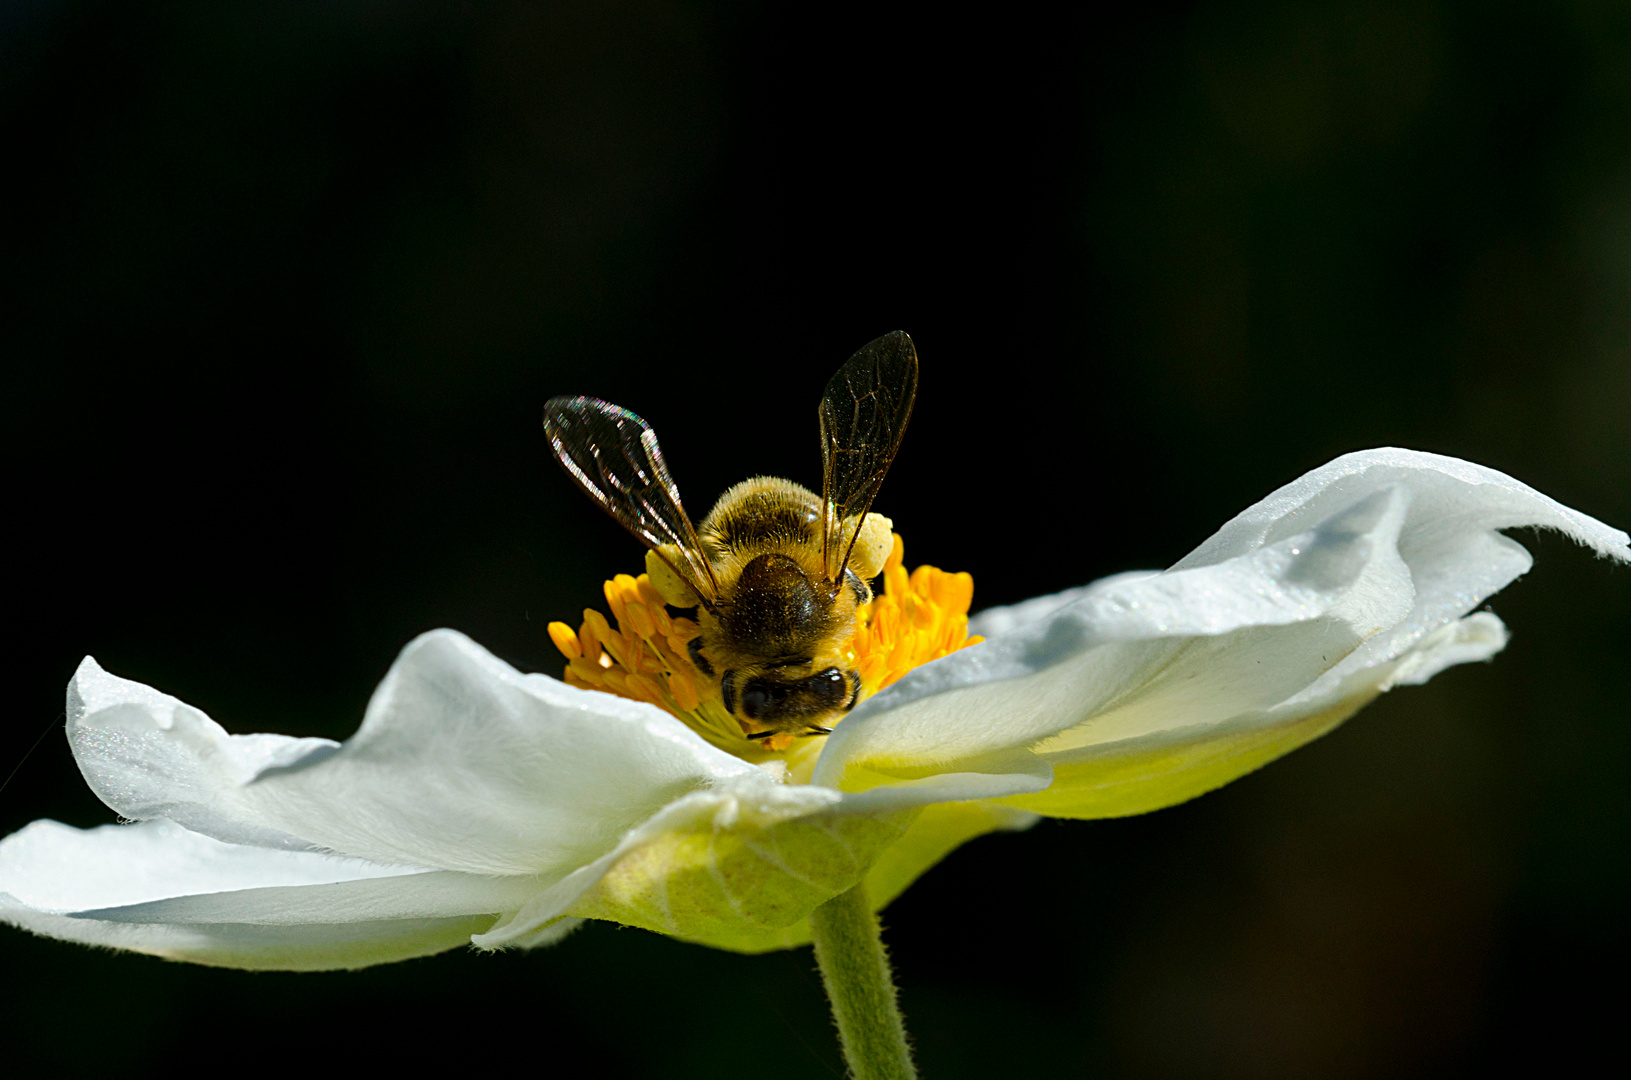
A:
0,818,418,911
1173,447,1626,696
0,901,494,971
966,572,1156,639
815,450,1628,789
817,483,1414,781
66,668,340,849
471,771,842,947
831,749,1054,812
0,819,540,970
1174,447,1628,566
69,630,762,875
1380,610,1507,688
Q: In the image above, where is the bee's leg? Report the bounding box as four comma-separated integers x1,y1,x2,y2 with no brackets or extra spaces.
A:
720,669,737,715
799,725,833,737
686,637,714,675
745,729,781,741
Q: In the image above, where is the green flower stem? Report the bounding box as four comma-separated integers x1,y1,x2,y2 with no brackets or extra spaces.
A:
809,881,918,1080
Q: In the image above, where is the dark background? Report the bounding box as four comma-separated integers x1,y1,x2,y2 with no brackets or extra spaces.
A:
4,1,1628,1076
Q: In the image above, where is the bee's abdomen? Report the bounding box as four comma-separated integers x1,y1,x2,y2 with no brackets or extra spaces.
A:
723,552,824,654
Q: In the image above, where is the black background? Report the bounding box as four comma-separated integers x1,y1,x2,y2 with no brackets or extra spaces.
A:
4,2,1629,1076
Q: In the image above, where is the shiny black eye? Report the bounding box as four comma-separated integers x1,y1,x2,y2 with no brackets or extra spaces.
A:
740,683,770,720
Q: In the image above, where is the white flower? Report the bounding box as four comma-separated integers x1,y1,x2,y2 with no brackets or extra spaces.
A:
3,449,1625,969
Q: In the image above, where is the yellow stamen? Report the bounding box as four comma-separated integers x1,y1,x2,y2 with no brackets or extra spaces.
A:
548,533,983,758
547,621,582,659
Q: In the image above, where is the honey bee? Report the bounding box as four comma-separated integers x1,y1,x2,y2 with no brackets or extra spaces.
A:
543,331,918,740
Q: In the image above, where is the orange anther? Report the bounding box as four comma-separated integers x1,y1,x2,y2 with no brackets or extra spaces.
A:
547,621,582,659
936,571,974,614
668,670,701,711
625,601,657,639
568,656,603,683
636,575,668,611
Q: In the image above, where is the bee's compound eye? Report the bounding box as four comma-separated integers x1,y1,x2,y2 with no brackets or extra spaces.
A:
740,683,771,720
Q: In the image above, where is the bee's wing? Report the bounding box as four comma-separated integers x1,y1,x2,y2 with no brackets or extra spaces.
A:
543,396,720,605
818,331,919,583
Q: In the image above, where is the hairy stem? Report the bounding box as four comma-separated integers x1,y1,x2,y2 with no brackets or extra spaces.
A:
809,882,918,1080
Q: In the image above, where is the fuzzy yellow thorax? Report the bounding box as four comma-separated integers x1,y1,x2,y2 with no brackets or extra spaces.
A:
548,534,983,758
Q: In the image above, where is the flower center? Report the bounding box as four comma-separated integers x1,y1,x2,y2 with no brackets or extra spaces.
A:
547,533,983,759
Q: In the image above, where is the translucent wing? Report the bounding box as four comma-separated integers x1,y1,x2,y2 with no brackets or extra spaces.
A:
819,331,919,583
543,396,720,606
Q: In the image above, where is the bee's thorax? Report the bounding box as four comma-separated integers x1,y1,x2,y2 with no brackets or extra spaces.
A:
722,553,826,655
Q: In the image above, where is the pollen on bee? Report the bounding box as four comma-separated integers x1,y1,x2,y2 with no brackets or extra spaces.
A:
548,534,984,757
